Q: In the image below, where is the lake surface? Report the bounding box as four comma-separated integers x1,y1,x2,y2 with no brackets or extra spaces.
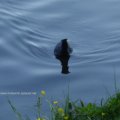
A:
1,0,120,119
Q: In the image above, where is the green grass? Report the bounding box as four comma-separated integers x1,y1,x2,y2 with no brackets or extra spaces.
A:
9,90,120,120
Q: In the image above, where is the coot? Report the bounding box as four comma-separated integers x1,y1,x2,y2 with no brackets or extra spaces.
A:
54,38,73,74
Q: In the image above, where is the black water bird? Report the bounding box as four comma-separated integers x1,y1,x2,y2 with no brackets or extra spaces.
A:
54,39,73,74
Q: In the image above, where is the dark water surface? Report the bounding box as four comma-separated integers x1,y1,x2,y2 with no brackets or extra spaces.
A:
1,0,120,119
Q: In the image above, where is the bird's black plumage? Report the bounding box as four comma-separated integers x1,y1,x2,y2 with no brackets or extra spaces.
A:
54,39,72,74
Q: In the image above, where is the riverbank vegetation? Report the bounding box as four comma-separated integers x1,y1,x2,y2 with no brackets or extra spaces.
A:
9,90,120,120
